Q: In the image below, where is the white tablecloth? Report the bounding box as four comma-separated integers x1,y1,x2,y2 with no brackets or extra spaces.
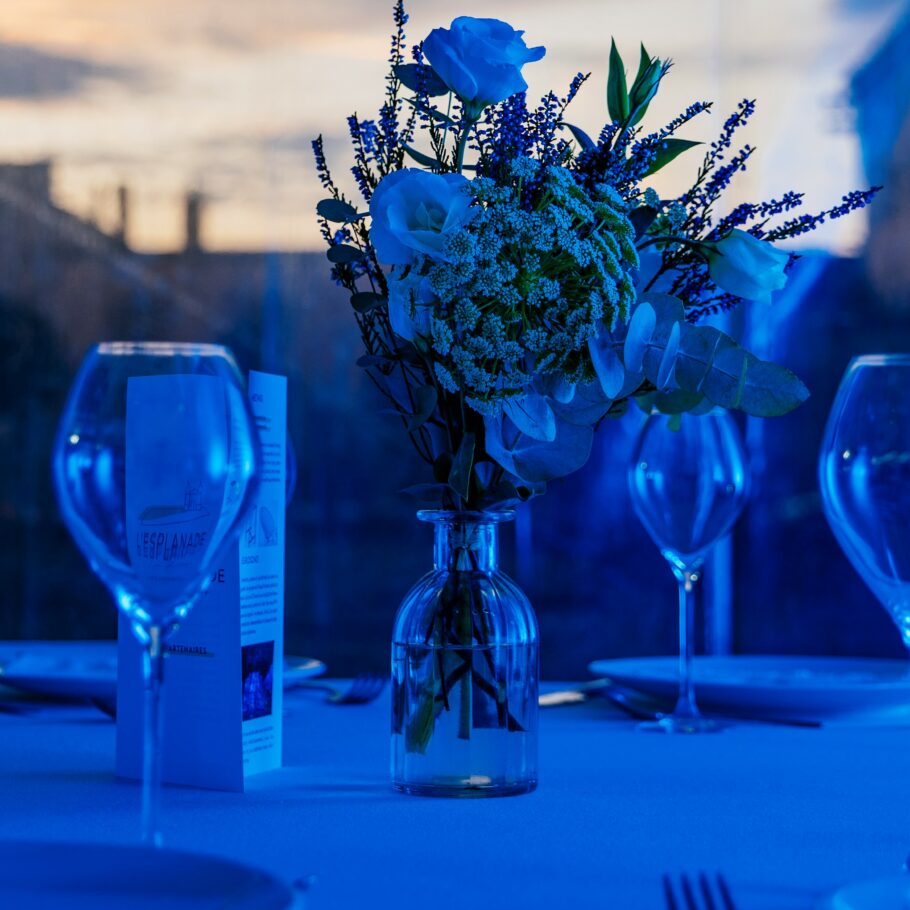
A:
0,679,906,909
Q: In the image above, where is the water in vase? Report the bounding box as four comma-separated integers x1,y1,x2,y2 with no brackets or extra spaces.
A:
391,641,538,797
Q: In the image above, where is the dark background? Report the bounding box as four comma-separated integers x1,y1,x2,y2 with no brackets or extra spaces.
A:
2,10,910,677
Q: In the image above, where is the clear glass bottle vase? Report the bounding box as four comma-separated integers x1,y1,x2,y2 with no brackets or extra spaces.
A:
391,510,539,798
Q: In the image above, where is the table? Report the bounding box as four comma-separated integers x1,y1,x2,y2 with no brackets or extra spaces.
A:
0,680,906,909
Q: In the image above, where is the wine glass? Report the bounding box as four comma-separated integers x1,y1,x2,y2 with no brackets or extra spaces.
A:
627,410,750,733
53,342,260,844
819,354,910,650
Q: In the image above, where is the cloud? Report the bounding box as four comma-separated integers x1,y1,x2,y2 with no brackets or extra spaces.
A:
0,42,142,100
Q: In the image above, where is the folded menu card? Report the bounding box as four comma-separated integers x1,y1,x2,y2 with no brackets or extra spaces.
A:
116,370,287,792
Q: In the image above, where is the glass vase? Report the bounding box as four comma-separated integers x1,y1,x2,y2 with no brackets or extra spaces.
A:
391,510,539,797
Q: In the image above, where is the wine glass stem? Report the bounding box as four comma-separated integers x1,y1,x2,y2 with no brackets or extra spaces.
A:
674,568,700,718
141,625,166,847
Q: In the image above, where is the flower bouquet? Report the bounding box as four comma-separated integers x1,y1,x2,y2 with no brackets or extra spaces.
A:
313,4,877,795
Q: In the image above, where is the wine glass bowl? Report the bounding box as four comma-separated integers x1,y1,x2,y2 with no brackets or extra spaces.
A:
53,342,260,842
628,411,750,732
629,413,750,566
819,354,910,649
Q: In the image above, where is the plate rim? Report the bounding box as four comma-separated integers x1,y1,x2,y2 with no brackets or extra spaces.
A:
0,838,296,907
0,641,327,697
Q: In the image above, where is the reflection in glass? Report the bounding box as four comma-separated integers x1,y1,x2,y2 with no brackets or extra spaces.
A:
53,342,260,844
819,354,910,649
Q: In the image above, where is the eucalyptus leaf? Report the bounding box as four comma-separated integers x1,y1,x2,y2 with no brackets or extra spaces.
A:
588,326,625,398
552,380,613,427
402,144,443,170
704,346,809,416
316,198,360,223
405,385,438,432
641,291,686,324
623,302,656,373
656,320,680,389
674,325,737,391
484,414,594,484
636,293,685,386
619,301,809,417
653,389,704,415
643,138,702,177
448,432,476,502
351,292,384,313
327,244,364,264
534,373,576,404
670,324,808,416
477,481,523,510
394,63,451,97
607,39,630,123
503,392,557,442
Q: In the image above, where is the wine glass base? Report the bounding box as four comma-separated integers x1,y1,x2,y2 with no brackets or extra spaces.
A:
637,714,727,734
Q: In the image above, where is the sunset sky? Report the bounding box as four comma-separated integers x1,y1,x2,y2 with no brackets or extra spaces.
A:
0,0,901,252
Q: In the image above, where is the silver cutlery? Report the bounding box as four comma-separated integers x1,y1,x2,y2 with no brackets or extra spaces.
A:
289,673,387,705
663,872,737,910
540,679,822,728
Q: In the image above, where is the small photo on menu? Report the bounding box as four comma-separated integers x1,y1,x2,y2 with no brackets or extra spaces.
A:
241,640,275,722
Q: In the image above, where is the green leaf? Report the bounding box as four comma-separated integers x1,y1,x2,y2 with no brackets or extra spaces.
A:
565,122,596,151
351,295,382,314
629,205,658,240
432,452,453,484
643,138,702,177
316,198,360,223
448,432,476,502
394,63,451,97
635,44,652,85
402,144,443,170
628,45,663,127
628,62,662,127
326,244,364,264
405,385,438,432
607,39,630,123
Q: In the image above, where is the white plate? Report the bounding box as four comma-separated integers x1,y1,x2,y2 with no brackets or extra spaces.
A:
0,641,326,702
819,875,910,909
588,655,910,720
0,840,297,909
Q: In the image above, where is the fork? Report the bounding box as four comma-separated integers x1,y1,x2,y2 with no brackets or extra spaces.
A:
289,673,387,705
663,872,737,910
